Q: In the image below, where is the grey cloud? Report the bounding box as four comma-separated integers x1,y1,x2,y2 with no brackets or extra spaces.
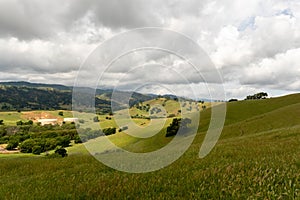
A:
0,0,299,98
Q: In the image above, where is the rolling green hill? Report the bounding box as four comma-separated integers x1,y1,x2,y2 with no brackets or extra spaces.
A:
0,93,300,199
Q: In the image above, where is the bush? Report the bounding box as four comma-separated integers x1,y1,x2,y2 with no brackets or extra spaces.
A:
16,121,23,126
167,114,176,118
229,99,238,102
102,127,116,136
6,140,18,150
32,145,42,155
56,136,70,147
93,116,99,122
74,135,83,144
165,118,192,137
54,148,68,157
20,139,36,153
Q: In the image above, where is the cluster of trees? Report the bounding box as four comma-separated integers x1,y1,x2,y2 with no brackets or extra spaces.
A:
131,114,151,120
0,85,118,114
0,121,113,155
76,127,118,142
0,123,78,154
16,120,33,126
134,103,151,112
102,127,116,136
0,86,71,111
229,99,238,102
165,118,192,137
150,107,162,115
245,92,268,100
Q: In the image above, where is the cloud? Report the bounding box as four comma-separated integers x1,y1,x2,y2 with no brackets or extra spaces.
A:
0,0,299,99
240,48,300,91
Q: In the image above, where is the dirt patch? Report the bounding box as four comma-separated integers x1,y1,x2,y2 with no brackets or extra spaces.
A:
0,144,20,154
22,111,63,123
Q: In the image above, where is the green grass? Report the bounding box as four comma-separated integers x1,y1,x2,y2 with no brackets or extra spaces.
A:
0,126,299,199
0,110,74,126
0,112,22,125
1,94,300,199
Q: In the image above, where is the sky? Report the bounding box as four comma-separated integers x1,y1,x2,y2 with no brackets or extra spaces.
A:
0,0,299,100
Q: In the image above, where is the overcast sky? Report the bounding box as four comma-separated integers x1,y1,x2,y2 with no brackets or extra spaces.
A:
0,0,299,99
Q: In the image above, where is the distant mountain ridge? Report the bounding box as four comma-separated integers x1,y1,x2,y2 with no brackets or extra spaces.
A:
0,81,155,113
0,81,71,91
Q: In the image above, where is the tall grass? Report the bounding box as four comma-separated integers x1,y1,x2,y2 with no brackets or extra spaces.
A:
1,94,300,199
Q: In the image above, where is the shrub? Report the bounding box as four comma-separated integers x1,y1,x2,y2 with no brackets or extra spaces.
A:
54,148,68,157
93,116,99,122
6,140,18,150
165,118,192,137
102,127,116,136
167,114,176,118
20,139,36,153
32,145,42,155
16,121,23,126
229,99,238,102
74,135,83,144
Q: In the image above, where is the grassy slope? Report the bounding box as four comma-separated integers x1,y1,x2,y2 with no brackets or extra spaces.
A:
0,94,300,199
0,110,74,125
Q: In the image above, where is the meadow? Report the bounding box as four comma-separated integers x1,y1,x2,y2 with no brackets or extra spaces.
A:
0,94,300,199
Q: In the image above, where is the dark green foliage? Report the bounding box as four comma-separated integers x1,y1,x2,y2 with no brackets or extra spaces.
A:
246,92,268,100
166,118,181,137
131,114,151,120
102,127,116,136
16,120,33,126
135,103,150,112
166,118,192,137
0,85,72,111
167,114,176,118
56,136,71,147
0,82,157,113
74,135,83,144
16,120,23,126
0,120,3,125
54,148,68,157
1,122,80,154
6,139,18,150
229,99,238,102
32,145,42,155
20,139,36,153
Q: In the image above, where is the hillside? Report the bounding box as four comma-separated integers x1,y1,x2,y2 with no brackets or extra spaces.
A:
0,81,155,113
0,93,300,199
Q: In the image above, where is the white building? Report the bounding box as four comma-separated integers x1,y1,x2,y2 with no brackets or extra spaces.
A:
63,118,79,123
38,119,58,126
